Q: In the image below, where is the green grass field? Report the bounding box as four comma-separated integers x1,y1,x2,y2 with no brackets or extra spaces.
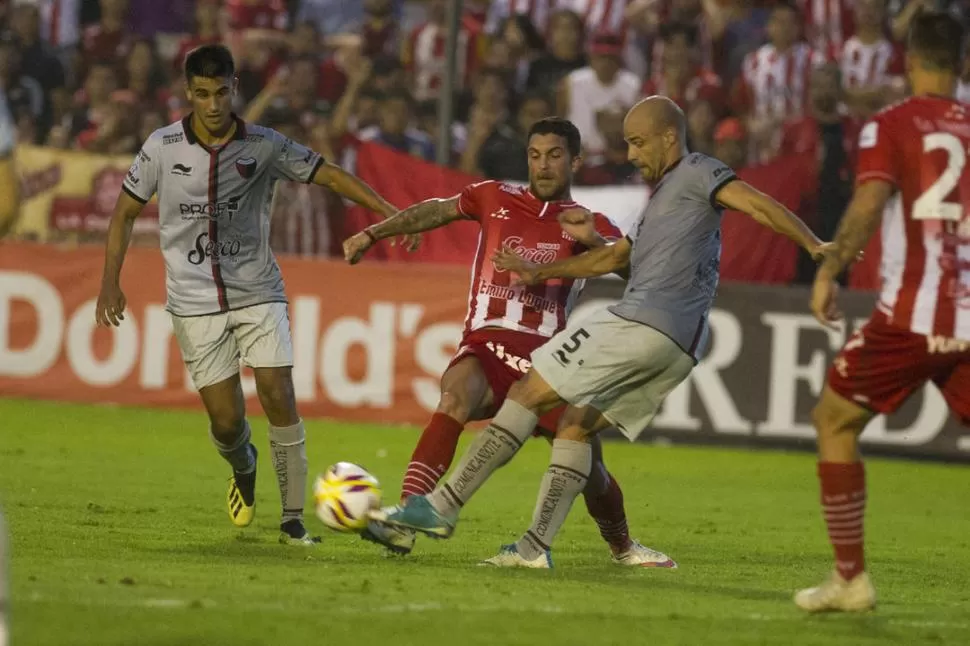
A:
1,398,968,646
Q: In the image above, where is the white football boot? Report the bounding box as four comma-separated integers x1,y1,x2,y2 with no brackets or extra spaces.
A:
794,571,876,612
612,540,678,568
480,544,553,569
361,520,417,555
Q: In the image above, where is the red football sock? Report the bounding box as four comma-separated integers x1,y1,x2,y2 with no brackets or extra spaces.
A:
400,413,465,501
818,461,866,581
583,473,631,552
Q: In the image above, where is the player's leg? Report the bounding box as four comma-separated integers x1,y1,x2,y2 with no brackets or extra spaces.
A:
172,312,258,528
484,405,610,568
400,355,493,501
235,303,316,545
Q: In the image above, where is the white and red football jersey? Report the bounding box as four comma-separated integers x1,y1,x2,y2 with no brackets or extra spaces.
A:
799,0,855,52
456,180,622,338
736,43,821,122
484,0,556,34
405,18,481,102
856,96,970,340
832,35,903,90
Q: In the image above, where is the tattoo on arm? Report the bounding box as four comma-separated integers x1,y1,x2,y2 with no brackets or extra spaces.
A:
368,197,465,239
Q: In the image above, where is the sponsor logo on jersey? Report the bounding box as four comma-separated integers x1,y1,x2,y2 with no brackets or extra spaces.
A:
489,207,510,220
245,133,265,143
187,232,242,266
162,133,184,145
179,196,240,221
235,157,257,179
137,149,151,163
498,182,524,195
499,235,558,266
171,163,193,176
858,122,878,149
485,341,532,374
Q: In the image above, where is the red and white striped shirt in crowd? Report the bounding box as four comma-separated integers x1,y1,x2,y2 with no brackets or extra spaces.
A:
857,96,970,339
36,0,82,48
643,68,724,113
560,0,630,36
736,43,821,122
799,0,855,52
405,17,482,102
456,180,621,338
484,0,556,34
831,35,903,89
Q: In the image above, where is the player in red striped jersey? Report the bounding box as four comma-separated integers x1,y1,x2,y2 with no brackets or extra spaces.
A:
801,12,970,612
343,118,675,567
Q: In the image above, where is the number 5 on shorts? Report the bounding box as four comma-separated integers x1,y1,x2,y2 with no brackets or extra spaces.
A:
553,328,590,366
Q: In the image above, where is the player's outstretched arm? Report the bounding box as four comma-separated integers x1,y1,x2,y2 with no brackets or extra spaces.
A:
714,179,826,259
343,196,468,264
493,237,632,284
95,191,145,327
311,160,398,219
816,180,891,279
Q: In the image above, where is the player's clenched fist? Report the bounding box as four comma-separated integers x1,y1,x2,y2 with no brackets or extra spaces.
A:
557,207,597,244
95,283,127,327
343,231,375,265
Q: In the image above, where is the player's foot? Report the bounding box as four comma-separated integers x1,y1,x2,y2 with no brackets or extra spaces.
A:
480,544,552,569
226,445,258,528
278,519,321,547
611,540,678,568
368,495,457,539
361,520,416,555
794,571,876,613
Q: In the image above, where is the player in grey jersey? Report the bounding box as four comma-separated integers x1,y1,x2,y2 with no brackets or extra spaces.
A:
371,96,833,567
94,45,401,546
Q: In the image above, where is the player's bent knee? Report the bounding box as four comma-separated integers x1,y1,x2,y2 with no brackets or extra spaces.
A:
811,386,871,438
508,370,559,412
436,391,472,423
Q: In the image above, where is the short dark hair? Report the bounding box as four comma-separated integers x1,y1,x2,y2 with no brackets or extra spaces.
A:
660,22,698,46
183,44,235,83
517,90,553,113
908,11,965,73
381,89,415,110
528,117,582,157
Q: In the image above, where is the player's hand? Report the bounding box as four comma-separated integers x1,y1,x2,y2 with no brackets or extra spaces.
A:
343,231,375,265
810,273,843,330
492,246,541,285
390,233,421,252
809,241,864,264
557,207,597,245
95,283,127,327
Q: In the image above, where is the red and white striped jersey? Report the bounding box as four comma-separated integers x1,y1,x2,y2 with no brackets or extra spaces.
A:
456,180,622,338
832,36,903,90
559,0,630,36
484,0,556,34
737,43,820,122
856,96,970,340
405,19,481,102
799,0,855,52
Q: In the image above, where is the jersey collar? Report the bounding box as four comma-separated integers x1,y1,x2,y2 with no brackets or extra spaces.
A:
182,113,248,149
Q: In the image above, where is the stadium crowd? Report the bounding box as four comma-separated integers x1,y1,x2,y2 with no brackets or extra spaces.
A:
0,0,968,256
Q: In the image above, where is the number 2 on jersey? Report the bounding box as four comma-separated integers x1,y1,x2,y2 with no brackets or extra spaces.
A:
913,132,966,222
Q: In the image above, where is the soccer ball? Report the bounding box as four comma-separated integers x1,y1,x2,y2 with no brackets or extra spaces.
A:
313,462,382,532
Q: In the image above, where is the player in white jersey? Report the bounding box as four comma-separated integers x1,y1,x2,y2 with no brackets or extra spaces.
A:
94,45,402,546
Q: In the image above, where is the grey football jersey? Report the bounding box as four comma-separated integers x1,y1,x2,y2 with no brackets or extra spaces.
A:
608,153,736,360
123,116,323,316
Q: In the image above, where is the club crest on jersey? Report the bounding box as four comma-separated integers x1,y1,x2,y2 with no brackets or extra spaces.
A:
235,157,257,179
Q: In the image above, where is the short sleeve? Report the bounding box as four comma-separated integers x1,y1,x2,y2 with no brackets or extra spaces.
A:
688,153,737,206
593,213,622,240
854,116,897,188
271,128,324,183
122,134,161,204
456,180,494,221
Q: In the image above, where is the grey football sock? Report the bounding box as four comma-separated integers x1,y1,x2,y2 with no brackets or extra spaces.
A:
516,439,592,561
269,420,307,524
210,420,256,474
429,399,538,516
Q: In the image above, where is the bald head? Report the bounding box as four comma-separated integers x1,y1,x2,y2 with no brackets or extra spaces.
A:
623,96,688,182
624,96,686,143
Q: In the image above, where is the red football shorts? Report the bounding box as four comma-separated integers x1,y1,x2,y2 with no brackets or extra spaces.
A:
447,328,563,435
827,310,970,424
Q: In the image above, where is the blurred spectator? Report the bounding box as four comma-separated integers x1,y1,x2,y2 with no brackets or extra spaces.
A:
486,0,555,35
526,9,587,93
370,55,409,94
0,84,16,238
958,51,970,102
642,22,724,113
297,0,403,43
404,0,483,102
57,59,116,147
560,0,632,38
713,117,748,169
719,0,771,83
461,88,552,180
172,0,222,75
120,37,169,111
33,0,83,50
801,0,855,53
415,97,467,162
641,0,715,78
577,104,638,185
244,58,330,130
889,0,936,42
127,0,192,38
834,0,904,117
9,3,66,139
559,31,639,160
225,0,289,32
686,98,718,156
137,104,167,141
80,0,132,70
359,0,401,59
0,34,44,143
358,88,435,161
494,13,545,91
734,1,818,163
